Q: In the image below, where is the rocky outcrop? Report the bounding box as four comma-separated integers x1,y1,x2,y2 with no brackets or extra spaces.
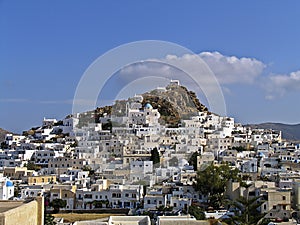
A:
79,84,208,128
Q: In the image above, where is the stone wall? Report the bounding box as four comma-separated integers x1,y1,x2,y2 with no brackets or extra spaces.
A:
0,197,44,225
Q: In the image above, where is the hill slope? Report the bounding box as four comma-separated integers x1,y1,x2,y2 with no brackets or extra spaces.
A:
141,85,208,126
248,123,300,141
0,128,11,143
79,84,208,128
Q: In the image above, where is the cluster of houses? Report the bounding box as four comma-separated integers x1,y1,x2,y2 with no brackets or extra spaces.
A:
1,80,300,222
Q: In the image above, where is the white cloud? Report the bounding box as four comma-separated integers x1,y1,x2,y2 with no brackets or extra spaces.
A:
198,52,266,84
120,52,266,85
118,52,300,101
120,62,174,79
117,52,267,114
264,70,300,98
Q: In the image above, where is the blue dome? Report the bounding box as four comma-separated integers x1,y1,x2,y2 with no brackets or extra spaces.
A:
6,180,13,187
144,103,153,109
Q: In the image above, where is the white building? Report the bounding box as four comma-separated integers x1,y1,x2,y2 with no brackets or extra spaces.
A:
130,160,153,183
76,184,143,210
62,116,79,133
128,101,160,127
0,175,14,200
4,134,26,147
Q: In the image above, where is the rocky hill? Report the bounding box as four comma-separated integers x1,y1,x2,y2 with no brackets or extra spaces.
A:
0,128,11,143
248,123,300,141
142,85,207,126
79,84,208,128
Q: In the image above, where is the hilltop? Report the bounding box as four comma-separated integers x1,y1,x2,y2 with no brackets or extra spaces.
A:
0,128,11,143
79,83,208,128
142,85,208,125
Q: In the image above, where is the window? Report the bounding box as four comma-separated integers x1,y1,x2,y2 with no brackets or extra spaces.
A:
249,191,255,196
283,196,286,200
84,194,92,199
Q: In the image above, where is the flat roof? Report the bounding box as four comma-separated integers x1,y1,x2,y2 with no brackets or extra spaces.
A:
0,201,25,213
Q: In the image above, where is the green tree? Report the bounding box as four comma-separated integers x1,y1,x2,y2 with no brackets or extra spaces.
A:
70,141,78,148
188,151,200,171
187,205,205,220
150,147,160,168
14,182,20,197
102,120,112,132
157,205,173,213
229,195,264,225
26,161,41,171
82,165,96,178
44,214,56,225
231,146,246,152
194,164,239,209
92,200,109,208
226,181,265,225
50,199,67,213
1,142,8,149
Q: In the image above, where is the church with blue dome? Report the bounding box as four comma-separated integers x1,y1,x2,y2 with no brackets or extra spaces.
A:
126,95,161,136
144,103,153,110
0,176,14,200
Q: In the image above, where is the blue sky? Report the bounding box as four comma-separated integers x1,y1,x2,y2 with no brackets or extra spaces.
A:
1,1,300,133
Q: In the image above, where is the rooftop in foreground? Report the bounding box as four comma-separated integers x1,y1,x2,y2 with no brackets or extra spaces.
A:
0,200,25,213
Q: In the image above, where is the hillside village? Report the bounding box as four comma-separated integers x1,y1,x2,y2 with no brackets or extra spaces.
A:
1,80,300,224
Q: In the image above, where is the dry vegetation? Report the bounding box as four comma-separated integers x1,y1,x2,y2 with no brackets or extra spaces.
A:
52,213,125,223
